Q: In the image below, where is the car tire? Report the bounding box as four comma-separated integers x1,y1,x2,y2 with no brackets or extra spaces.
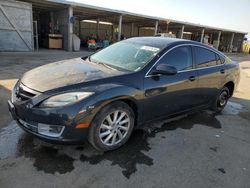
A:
88,101,135,152
212,86,230,113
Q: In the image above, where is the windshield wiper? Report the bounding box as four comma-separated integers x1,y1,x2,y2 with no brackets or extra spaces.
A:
92,60,117,71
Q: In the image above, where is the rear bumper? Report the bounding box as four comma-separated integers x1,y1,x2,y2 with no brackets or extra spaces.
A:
8,100,90,144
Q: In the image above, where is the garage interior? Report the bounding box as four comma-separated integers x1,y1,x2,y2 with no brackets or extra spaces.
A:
0,0,247,52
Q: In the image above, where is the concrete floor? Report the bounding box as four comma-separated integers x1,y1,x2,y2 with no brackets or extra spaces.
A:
0,50,250,188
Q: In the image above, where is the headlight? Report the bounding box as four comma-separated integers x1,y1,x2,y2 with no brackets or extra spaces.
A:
40,92,94,108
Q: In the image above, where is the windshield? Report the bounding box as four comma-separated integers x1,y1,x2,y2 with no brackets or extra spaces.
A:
90,41,161,72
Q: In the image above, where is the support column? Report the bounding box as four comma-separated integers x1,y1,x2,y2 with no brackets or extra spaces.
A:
200,28,205,43
34,20,39,51
210,34,213,44
180,25,185,39
96,18,100,38
50,11,54,33
118,15,122,41
68,6,73,51
229,33,235,52
111,24,114,41
154,21,159,35
78,19,81,37
216,31,221,49
240,34,246,53
166,23,169,33
131,23,134,37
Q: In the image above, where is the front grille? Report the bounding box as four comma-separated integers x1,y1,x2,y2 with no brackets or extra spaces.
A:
15,83,38,101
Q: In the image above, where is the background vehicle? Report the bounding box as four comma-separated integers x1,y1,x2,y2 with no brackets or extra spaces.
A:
155,33,176,38
8,37,240,151
243,40,250,54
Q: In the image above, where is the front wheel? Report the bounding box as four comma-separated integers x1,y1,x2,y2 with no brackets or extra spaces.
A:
88,101,135,152
212,87,230,113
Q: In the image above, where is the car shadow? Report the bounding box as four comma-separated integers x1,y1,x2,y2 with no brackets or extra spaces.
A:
13,110,222,179
0,85,11,129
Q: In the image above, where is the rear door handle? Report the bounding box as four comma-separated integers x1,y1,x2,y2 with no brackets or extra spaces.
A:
220,69,225,74
189,76,196,82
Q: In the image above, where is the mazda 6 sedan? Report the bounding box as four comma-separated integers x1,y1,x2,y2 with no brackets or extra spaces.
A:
8,37,240,151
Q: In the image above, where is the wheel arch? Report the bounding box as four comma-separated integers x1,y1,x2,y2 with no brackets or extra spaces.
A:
224,81,235,97
90,95,141,128
116,98,139,127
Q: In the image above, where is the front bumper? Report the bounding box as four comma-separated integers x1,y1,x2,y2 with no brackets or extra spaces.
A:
8,100,90,144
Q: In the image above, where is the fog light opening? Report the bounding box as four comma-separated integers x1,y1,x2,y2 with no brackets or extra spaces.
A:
38,123,65,137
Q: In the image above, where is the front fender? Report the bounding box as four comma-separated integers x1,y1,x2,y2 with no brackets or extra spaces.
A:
78,83,144,126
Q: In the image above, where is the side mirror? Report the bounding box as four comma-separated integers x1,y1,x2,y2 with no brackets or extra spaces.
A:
151,64,177,76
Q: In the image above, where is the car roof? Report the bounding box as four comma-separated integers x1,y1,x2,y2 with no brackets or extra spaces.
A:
126,37,207,48
125,37,224,56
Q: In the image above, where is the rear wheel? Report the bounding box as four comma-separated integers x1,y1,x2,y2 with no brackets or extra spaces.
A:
88,101,134,151
212,87,230,113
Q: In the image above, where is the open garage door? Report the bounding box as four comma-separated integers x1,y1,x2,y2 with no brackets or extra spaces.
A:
0,1,33,51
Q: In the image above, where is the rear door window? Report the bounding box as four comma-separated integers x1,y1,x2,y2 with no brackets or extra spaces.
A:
194,47,217,68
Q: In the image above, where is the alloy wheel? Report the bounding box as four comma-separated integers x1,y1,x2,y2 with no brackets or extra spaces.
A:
99,110,130,146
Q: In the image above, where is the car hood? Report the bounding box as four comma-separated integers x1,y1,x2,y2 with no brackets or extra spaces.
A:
20,58,124,92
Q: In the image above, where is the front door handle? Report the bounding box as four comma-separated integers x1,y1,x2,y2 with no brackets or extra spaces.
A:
189,76,196,82
220,69,225,74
